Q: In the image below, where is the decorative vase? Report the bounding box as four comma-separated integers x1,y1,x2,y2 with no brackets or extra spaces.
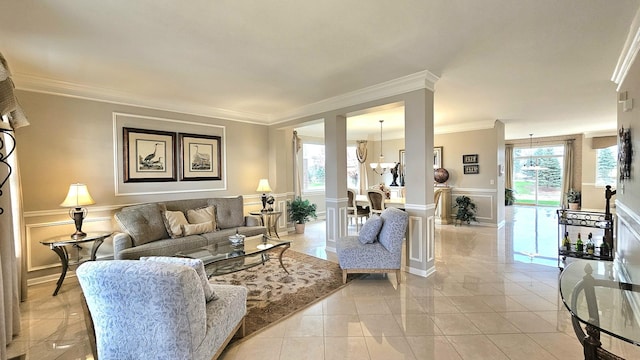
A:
434,168,450,184
294,223,305,234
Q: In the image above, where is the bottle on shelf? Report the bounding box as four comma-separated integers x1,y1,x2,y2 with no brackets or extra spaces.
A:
576,233,583,253
562,232,571,251
600,237,610,258
586,232,595,255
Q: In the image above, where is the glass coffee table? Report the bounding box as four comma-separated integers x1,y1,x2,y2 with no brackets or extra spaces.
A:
176,234,291,277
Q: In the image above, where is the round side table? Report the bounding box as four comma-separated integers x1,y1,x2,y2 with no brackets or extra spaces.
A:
40,232,112,296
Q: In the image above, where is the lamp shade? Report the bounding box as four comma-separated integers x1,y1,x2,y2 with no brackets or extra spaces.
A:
256,179,272,193
60,183,95,207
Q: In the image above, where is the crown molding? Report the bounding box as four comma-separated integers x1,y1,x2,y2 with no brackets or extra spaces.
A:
12,73,269,124
434,119,496,135
12,69,439,126
272,70,440,123
612,7,640,90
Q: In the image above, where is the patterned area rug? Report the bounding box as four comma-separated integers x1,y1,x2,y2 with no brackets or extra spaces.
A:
209,249,352,339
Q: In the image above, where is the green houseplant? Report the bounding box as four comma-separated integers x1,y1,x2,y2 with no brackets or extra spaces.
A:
287,197,318,234
453,195,477,226
566,189,581,210
505,188,515,206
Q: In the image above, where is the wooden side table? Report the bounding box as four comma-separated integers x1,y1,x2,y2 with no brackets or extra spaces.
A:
40,232,112,296
250,211,282,238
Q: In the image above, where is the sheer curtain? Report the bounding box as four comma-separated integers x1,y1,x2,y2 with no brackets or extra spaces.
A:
292,131,302,198
562,139,575,207
505,145,513,190
0,52,28,360
356,140,368,194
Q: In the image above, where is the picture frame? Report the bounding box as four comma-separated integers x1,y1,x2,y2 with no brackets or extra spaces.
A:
179,133,222,181
434,146,443,169
123,127,177,183
464,165,480,174
463,154,478,164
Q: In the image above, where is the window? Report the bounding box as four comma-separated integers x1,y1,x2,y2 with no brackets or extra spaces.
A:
347,146,360,189
595,145,617,187
301,144,361,192
302,143,325,191
513,145,564,206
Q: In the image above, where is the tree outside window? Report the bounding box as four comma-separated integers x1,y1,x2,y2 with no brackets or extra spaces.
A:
302,143,325,191
596,145,617,187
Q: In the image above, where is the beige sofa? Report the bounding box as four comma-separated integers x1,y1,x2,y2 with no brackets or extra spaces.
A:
113,196,266,260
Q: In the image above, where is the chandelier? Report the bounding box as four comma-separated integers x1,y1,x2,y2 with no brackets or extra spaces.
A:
522,134,546,171
370,119,395,175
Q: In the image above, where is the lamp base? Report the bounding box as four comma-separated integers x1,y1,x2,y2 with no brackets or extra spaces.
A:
71,230,87,239
70,207,88,239
261,193,267,212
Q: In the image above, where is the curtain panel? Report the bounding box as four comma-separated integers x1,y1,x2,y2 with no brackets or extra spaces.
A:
562,140,575,207
0,52,29,360
356,141,368,194
292,131,302,198
505,145,513,190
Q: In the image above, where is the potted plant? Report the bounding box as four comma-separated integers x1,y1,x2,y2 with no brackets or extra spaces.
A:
453,195,477,226
287,197,318,234
505,188,515,206
567,189,581,210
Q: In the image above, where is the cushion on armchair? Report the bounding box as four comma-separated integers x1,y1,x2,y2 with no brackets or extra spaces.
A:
358,215,383,244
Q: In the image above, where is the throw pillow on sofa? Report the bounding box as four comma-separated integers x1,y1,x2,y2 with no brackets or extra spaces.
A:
162,210,189,238
140,256,218,302
187,206,217,229
182,221,215,236
358,214,384,244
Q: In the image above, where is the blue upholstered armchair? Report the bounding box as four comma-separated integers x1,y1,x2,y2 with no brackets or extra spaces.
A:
77,260,246,360
336,207,409,285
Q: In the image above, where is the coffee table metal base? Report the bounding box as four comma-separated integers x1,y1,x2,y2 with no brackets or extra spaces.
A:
176,235,291,278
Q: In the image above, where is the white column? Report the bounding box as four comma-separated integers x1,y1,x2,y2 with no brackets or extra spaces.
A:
324,114,348,252
404,89,436,277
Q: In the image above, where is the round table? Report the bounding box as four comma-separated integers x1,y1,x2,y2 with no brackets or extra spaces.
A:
41,232,112,296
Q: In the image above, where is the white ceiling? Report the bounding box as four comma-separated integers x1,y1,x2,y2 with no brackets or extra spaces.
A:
1,1,638,140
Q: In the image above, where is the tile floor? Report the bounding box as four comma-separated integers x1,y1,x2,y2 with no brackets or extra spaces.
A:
7,206,640,359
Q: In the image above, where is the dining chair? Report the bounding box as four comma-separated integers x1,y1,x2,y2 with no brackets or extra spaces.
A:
347,189,369,232
366,189,385,216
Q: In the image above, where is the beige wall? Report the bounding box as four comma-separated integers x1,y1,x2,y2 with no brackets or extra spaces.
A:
435,121,504,226
16,90,272,280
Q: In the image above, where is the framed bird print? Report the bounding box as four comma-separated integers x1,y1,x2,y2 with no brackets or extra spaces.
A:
179,133,222,181
123,127,177,182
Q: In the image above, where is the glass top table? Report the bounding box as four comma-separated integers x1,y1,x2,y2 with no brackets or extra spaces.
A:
176,234,291,277
559,259,640,359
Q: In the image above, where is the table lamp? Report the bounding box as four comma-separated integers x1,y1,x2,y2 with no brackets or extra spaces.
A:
60,183,95,238
256,179,272,212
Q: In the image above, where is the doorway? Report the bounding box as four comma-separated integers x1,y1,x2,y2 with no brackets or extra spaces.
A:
513,144,564,206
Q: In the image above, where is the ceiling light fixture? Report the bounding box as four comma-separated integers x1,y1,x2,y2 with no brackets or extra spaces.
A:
370,119,395,175
522,134,546,171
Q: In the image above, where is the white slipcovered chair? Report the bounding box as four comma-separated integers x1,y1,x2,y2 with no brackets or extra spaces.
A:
77,259,246,360
336,207,409,285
